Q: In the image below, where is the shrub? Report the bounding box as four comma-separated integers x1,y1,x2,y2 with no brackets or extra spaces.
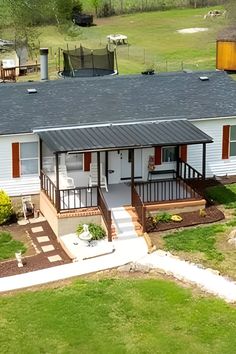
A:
0,190,13,225
153,212,172,223
76,223,106,240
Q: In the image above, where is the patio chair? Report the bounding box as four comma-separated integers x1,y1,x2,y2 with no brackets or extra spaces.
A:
54,165,75,189
22,196,34,220
88,163,108,192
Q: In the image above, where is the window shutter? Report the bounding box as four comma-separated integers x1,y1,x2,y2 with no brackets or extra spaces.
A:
12,142,20,178
84,152,91,171
222,125,230,159
180,145,187,162
154,147,162,165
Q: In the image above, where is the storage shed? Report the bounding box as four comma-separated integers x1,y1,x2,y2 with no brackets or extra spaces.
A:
216,28,236,71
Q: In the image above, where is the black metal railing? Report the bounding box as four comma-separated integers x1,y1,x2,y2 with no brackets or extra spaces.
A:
98,188,112,241
177,158,203,180
132,185,146,232
135,178,201,204
41,170,57,208
41,170,97,212
60,187,97,211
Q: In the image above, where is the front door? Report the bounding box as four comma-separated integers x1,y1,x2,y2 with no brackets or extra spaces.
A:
120,149,142,180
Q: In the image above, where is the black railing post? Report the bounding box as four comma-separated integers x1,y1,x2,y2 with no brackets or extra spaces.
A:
55,152,60,212
97,151,101,187
176,147,180,178
131,149,135,206
202,143,206,180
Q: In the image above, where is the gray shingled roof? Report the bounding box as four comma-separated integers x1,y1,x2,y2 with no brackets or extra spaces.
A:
37,120,212,153
1,70,236,135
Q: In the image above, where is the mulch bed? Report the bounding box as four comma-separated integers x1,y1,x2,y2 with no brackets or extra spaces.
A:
146,206,225,233
0,220,71,278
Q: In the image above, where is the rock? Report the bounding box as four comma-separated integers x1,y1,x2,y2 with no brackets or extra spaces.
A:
117,264,132,272
133,263,151,273
228,237,236,246
206,268,220,275
228,229,236,239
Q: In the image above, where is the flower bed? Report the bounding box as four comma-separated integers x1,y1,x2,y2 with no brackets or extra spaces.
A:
146,206,224,233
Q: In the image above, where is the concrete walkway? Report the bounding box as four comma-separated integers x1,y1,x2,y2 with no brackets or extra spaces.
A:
138,250,236,303
0,237,147,293
1,238,236,303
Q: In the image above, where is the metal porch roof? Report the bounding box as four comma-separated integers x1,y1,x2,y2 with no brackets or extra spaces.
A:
37,120,213,153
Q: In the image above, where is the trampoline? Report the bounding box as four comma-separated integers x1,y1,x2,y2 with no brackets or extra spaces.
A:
59,45,117,78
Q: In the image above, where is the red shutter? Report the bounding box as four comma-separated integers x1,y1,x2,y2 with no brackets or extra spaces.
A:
12,142,20,178
222,125,230,159
154,147,162,165
84,152,91,171
180,145,187,162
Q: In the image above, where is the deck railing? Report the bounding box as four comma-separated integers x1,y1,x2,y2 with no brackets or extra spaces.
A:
98,188,112,241
135,178,201,204
40,170,57,208
177,158,203,180
40,170,97,211
60,187,97,211
132,185,146,232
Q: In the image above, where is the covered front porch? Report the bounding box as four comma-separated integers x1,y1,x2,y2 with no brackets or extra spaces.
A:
37,119,212,240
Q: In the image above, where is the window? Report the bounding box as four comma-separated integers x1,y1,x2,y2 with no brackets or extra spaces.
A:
230,126,236,157
20,142,39,175
162,146,177,163
65,153,83,171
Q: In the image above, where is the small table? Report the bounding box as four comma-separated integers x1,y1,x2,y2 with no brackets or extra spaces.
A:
107,34,128,45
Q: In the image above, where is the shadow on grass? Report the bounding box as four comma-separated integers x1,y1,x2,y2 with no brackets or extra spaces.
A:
206,183,236,208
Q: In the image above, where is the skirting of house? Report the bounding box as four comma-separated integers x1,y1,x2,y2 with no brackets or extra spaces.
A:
145,199,206,215
40,191,102,237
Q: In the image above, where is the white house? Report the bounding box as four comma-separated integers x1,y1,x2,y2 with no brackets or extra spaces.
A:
0,69,236,237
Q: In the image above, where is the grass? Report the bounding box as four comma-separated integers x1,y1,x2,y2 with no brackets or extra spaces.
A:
163,224,227,261
1,278,236,354
0,231,26,260
206,183,236,209
2,6,227,77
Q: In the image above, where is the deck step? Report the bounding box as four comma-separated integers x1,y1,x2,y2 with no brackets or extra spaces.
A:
111,206,141,240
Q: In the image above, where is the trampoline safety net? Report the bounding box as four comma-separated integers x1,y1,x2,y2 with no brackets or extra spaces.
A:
62,45,116,77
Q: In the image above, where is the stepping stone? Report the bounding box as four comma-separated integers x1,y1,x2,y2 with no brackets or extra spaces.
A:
41,245,55,253
29,216,46,224
17,219,29,226
31,226,44,233
37,236,50,243
48,255,62,262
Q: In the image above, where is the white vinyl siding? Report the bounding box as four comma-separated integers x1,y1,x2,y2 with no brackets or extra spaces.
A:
189,117,236,177
0,134,40,196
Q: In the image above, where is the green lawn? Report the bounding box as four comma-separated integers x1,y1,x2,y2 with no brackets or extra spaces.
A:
3,6,227,78
206,183,236,209
0,231,26,260
1,278,236,354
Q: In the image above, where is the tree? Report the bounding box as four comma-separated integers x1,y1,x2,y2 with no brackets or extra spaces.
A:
90,0,102,17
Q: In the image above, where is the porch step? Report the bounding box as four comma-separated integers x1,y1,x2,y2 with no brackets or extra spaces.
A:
111,206,141,240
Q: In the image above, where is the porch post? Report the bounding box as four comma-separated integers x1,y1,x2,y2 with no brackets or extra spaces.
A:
202,143,206,180
55,152,60,212
97,151,101,187
39,138,43,189
105,151,108,182
176,145,180,178
131,149,135,206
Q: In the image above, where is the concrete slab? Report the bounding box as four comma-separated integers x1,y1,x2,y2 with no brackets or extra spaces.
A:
29,216,46,224
48,255,62,263
31,226,44,233
17,219,29,226
41,245,55,253
36,236,50,243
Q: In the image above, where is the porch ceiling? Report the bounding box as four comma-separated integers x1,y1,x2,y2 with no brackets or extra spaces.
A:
37,120,213,153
